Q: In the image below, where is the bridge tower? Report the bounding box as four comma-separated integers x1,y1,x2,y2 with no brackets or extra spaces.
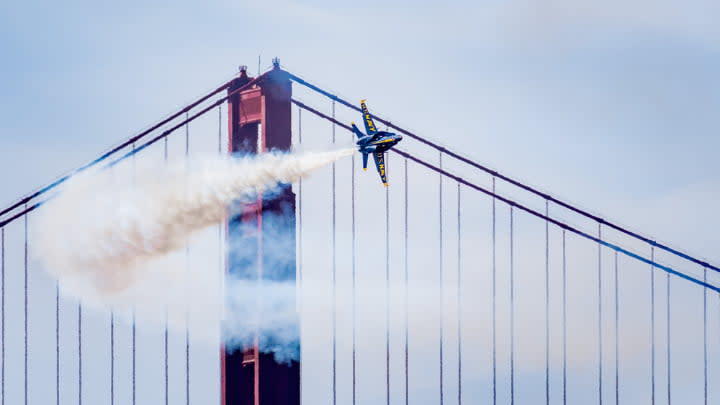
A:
222,59,300,405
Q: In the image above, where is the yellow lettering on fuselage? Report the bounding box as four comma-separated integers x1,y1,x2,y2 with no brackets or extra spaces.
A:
364,112,376,132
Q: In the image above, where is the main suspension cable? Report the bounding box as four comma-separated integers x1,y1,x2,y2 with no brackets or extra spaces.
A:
285,86,720,275
0,77,239,221
292,100,720,293
0,74,269,229
0,94,232,229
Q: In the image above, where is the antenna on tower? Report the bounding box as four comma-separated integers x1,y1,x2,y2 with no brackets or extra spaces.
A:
258,55,261,76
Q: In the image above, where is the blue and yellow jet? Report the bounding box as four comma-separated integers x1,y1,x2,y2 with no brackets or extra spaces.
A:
352,100,403,186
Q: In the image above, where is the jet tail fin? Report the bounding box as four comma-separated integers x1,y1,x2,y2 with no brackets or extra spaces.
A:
351,122,365,139
360,100,378,135
362,152,369,171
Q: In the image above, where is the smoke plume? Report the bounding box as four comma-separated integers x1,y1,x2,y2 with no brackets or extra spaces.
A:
34,147,354,360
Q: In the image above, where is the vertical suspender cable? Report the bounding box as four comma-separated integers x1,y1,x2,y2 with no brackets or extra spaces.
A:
78,301,82,405
185,111,190,154
217,105,223,348
562,230,567,405
185,113,190,405
614,252,619,405
510,206,515,405
24,204,28,405
439,152,444,405
132,287,136,405
545,200,550,405
703,267,707,405
297,107,303,284
57,286,60,405
164,134,169,405
598,224,603,405
351,135,357,405
110,149,118,405
218,102,224,296
110,310,114,405
651,247,655,405
491,177,497,405
1,227,4,405
666,272,671,404
297,106,303,402
404,158,409,405
111,146,122,405
385,153,391,405
56,241,60,405
331,101,337,405
456,183,462,405
131,142,137,405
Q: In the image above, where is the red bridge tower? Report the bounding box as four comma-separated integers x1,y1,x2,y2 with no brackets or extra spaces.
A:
222,59,300,405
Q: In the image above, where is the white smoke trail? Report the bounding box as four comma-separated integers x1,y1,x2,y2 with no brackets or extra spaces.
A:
33,147,353,355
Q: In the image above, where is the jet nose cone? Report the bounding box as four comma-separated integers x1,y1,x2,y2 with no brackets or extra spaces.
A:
396,134,403,141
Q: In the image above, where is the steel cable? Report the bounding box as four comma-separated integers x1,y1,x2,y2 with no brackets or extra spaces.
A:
439,152,444,405
562,231,567,405
456,183,462,405
385,153,391,405
545,201,550,405
614,252,619,405
492,177,497,405
703,267,708,405
292,99,720,293
651,247,655,405
510,207,515,405
285,83,720,276
331,100,337,405
24,206,28,405
598,224,603,405
404,158,409,405
666,273,671,404
1,227,4,405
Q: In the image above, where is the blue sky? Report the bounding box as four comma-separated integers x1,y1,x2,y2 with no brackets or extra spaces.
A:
2,0,719,240
1,0,719,403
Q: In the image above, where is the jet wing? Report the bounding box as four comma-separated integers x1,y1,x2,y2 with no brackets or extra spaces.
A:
373,151,388,186
360,99,379,135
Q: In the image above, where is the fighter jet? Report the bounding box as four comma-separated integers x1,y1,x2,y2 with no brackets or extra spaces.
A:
351,100,403,186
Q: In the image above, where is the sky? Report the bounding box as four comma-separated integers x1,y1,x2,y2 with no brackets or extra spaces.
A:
1,0,719,256
1,0,720,404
